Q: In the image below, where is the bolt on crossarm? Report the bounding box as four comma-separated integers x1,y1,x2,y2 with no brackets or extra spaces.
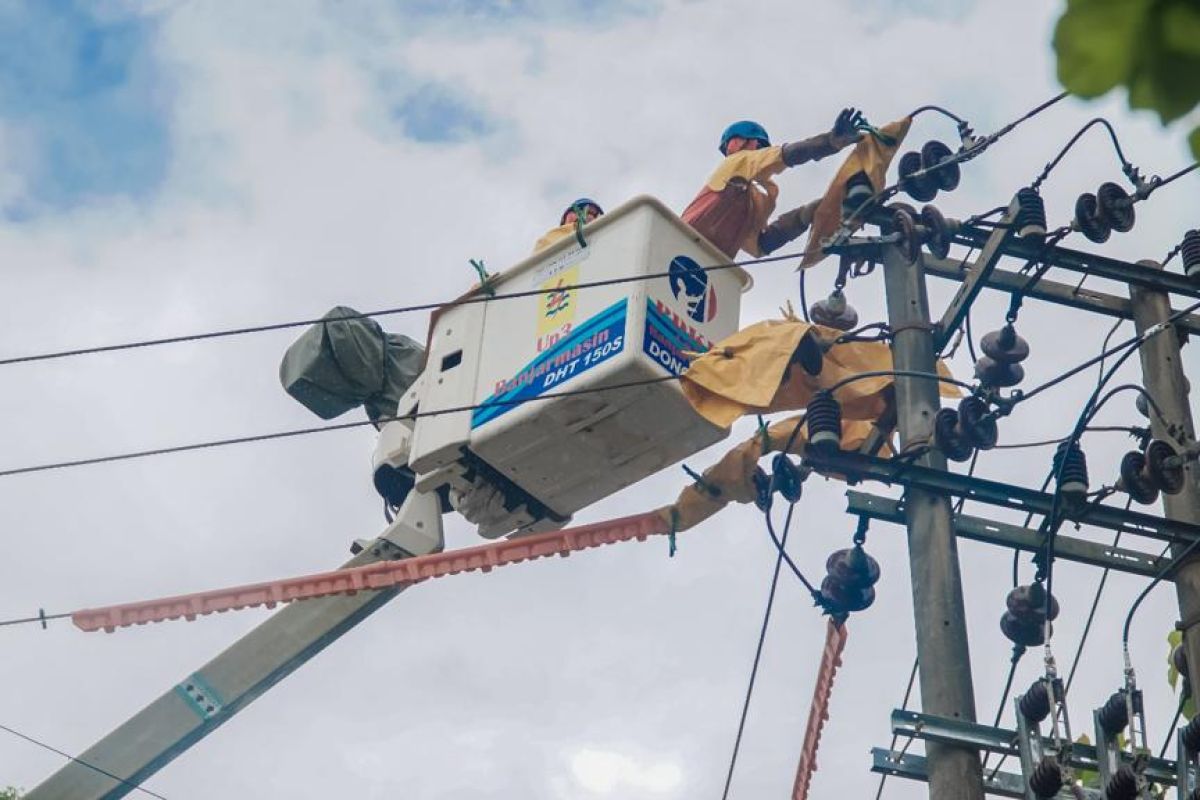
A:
881,241,985,799
1128,258,1200,709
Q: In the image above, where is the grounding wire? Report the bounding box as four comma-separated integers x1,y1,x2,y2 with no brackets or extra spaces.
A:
721,501,797,800
0,721,169,799
0,250,805,368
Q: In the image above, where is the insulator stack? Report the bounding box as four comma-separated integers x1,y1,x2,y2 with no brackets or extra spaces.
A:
1104,764,1139,800
1096,181,1136,233
841,171,874,217
1182,715,1200,753
898,150,937,202
935,396,999,462
1028,756,1063,799
809,289,859,331
898,140,960,202
752,467,772,512
819,545,881,614
772,453,804,504
1074,192,1111,244
1096,691,1130,735
975,323,1029,389
1182,229,1200,280
1052,440,1089,501
806,391,843,452
1001,583,1059,647
1014,188,1047,241
1018,679,1052,723
1118,439,1186,505
890,205,957,261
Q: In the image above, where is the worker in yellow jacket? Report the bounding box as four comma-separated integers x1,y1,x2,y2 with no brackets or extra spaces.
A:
533,198,604,253
682,110,864,259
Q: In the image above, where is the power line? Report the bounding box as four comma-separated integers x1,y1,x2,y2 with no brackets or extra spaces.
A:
721,502,796,800
0,374,678,479
0,722,168,799
0,251,802,368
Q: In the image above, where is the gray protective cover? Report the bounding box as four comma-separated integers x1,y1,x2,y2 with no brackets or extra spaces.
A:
279,306,424,422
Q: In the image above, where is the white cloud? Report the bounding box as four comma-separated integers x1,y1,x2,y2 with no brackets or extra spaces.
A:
1,2,1197,799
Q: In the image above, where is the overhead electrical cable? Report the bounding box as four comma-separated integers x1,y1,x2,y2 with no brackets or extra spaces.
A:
0,251,804,368
0,722,169,799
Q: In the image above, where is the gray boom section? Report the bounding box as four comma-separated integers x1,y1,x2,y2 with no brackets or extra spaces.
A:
26,547,405,800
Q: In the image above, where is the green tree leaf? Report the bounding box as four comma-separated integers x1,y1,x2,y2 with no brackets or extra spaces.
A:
1054,0,1154,97
1169,628,1183,691
1162,2,1200,56
1190,125,1200,160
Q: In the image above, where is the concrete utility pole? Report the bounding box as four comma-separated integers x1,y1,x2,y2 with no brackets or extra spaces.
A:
881,243,985,800
1129,259,1200,698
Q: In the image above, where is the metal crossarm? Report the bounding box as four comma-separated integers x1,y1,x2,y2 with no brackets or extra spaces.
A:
846,491,1170,578
803,449,1200,547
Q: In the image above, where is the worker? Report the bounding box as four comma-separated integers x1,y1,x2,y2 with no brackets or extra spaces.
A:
682,109,866,259
533,198,604,253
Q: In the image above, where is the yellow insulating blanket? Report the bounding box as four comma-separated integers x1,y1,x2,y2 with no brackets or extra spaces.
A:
680,318,959,429
800,116,913,268
655,414,883,532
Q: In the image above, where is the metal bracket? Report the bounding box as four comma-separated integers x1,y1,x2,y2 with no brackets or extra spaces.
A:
889,709,1177,786
846,491,1171,579
934,197,1017,353
803,449,1200,548
953,226,1200,302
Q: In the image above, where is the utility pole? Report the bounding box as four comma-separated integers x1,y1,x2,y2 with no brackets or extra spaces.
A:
881,243,985,800
1129,258,1200,697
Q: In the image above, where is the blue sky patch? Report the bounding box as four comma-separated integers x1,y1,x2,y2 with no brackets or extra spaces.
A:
391,82,496,144
0,1,171,216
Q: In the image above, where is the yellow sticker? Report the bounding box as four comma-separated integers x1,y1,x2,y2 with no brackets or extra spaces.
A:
537,265,577,346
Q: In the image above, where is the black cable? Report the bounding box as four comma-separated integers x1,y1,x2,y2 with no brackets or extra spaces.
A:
1065,511,1129,695
964,307,978,364
1030,117,1134,191
873,657,919,800
909,104,966,124
0,722,168,799
1016,298,1200,405
824,369,976,396
1123,538,1200,648
0,374,679,479
1159,693,1187,760
799,270,812,323
0,610,71,628
721,502,796,800
762,502,820,596
0,250,804,368
992,647,1026,728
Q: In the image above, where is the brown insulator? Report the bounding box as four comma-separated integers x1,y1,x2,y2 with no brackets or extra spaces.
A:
809,290,859,331
974,356,1025,388
898,150,938,202
1028,756,1063,799
1096,181,1135,233
1075,192,1111,243
979,324,1030,364
1103,764,1138,800
920,204,952,259
1146,438,1186,495
921,140,960,191
1118,450,1160,505
825,546,881,589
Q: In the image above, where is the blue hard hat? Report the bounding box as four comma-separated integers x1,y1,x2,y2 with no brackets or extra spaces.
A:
561,198,604,225
720,120,770,154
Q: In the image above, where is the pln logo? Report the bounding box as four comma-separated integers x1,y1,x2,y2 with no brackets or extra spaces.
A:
668,255,717,323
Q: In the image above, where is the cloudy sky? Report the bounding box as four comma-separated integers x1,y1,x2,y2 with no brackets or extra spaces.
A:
1,1,1198,797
